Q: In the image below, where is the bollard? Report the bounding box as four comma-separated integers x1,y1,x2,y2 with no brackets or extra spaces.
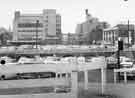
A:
84,70,88,90
71,70,78,98
101,67,106,94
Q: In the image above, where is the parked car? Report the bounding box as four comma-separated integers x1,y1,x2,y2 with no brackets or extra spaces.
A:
54,86,71,93
119,57,135,78
106,56,117,64
0,56,16,64
120,56,134,68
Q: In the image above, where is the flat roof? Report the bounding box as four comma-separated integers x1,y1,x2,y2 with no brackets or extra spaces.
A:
104,27,118,31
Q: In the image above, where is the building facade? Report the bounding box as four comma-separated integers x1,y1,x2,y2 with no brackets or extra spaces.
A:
75,18,99,44
75,9,109,45
62,33,78,45
13,9,62,44
103,27,118,45
103,24,135,46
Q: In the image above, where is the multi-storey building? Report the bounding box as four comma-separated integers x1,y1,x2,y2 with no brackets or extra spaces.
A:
103,26,118,45
75,9,108,45
12,9,62,45
103,24,135,46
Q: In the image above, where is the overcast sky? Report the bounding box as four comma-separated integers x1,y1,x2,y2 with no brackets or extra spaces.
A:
0,0,134,33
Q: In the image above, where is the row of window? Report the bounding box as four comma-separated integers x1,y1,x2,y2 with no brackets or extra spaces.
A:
44,24,61,27
19,34,42,37
17,30,61,34
18,38,42,40
43,20,60,23
18,23,43,28
18,23,60,28
18,30,42,32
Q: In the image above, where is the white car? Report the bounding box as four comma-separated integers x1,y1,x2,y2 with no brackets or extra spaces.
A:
120,57,133,68
106,56,117,64
44,56,61,64
54,86,71,93
0,56,16,64
18,56,44,64
18,57,34,64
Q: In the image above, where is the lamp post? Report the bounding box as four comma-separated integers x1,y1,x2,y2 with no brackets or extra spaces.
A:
36,20,39,49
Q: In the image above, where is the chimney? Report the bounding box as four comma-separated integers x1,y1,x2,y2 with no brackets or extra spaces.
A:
85,9,88,15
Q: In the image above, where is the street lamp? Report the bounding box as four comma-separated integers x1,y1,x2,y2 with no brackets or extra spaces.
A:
36,20,39,49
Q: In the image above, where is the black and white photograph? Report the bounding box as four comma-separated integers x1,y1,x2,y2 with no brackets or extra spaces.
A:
0,0,134,98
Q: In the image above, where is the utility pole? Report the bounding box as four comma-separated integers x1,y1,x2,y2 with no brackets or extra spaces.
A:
117,38,123,82
117,47,120,69
117,40,120,82
128,20,130,48
36,20,39,49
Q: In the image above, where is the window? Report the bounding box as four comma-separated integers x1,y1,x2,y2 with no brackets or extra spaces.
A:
57,74,60,78
45,28,48,32
89,20,93,23
56,24,61,27
45,20,48,23
62,73,66,77
67,73,71,78
45,24,48,27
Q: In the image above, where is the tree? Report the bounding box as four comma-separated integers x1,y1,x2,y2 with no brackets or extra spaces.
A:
0,32,12,46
